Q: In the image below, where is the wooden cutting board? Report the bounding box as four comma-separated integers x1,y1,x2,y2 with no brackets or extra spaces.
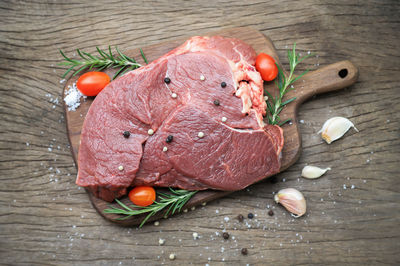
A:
63,27,358,226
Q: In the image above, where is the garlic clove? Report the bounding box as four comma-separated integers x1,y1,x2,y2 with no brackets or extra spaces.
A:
274,188,306,218
318,117,358,144
274,189,306,218
301,165,331,179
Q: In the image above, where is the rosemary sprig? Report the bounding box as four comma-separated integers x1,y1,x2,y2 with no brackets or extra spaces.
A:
103,188,197,227
265,43,314,126
59,46,148,80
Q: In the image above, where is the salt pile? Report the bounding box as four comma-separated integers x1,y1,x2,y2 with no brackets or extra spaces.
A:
64,82,86,111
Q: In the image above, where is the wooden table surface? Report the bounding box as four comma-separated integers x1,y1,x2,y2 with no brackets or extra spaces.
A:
1,0,399,265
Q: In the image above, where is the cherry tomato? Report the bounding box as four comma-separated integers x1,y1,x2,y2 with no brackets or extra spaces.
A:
128,186,156,207
255,53,278,81
76,71,110,96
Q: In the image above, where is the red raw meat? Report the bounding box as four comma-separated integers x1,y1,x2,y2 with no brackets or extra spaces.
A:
76,36,283,202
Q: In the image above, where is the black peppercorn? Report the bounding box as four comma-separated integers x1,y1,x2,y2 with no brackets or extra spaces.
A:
166,135,173,143
123,131,130,138
247,213,254,219
237,214,244,222
268,210,274,216
241,248,248,255
221,82,227,88
164,77,171,84
213,100,220,106
269,176,278,184
222,232,229,240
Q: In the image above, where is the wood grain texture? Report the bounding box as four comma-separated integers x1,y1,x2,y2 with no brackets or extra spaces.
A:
1,0,399,265
63,27,358,226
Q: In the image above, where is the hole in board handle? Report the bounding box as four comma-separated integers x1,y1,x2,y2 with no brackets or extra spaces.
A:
338,69,348,79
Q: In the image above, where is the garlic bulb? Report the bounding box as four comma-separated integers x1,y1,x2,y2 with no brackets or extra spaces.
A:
274,188,306,218
301,165,331,179
318,117,358,144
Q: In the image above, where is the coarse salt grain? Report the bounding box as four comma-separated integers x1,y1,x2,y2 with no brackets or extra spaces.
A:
64,82,86,111
171,93,177,99
198,132,205,138
169,253,175,260
159,238,165,245
200,75,205,81
148,129,154,135
163,146,168,152
222,117,227,122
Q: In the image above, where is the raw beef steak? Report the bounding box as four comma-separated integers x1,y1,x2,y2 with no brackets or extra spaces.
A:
76,36,284,202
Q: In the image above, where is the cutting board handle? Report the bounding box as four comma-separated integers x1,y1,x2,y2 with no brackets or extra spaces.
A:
294,60,359,104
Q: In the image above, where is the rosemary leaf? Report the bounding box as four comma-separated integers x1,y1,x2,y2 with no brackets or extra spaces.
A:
116,46,128,61
82,50,97,60
115,199,133,212
297,53,315,65
76,49,87,60
276,106,284,115
290,69,310,84
97,64,108,72
264,90,273,101
96,46,108,60
140,48,148,64
108,46,115,61
276,63,286,90
113,65,128,80
281,97,296,106
62,66,75,78
267,101,274,114
59,50,74,63
279,118,292,126
73,65,88,77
